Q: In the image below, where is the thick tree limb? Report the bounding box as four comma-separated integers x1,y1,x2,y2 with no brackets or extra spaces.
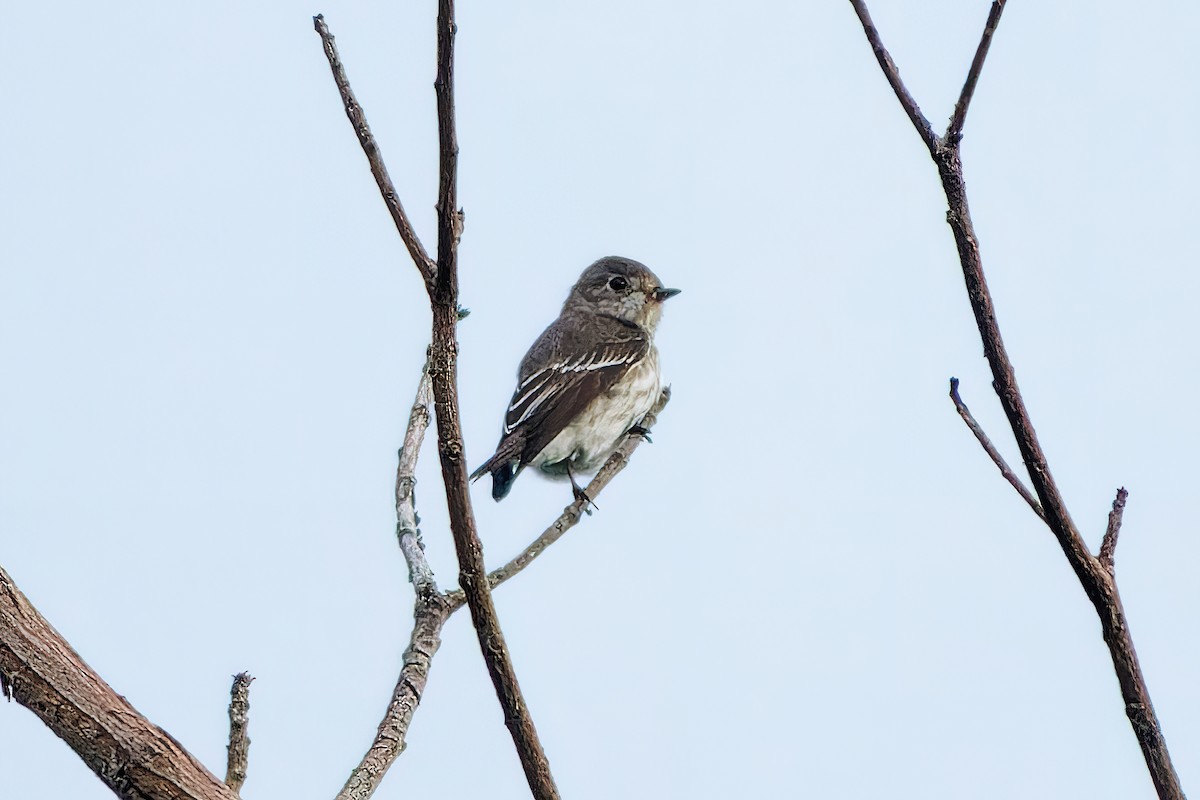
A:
850,3,1184,797
0,566,239,800
313,14,438,292
949,378,1045,521
224,672,253,794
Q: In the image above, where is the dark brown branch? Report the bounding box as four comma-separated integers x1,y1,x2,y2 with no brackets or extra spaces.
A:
445,388,671,612
852,2,1185,797
949,378,1045,521
946,0,1007,142
224,672,253,794
1099,488,1129,574
846,0,939,154
0,566,239,800
313,15,438,292
424,2,559,798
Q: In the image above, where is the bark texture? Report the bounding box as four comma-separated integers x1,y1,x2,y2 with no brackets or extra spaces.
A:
0,566,238,800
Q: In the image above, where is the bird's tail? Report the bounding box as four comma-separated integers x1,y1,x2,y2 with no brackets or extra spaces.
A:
469,455,519,502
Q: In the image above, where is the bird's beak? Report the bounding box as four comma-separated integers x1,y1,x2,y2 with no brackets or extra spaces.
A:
652,287,681,303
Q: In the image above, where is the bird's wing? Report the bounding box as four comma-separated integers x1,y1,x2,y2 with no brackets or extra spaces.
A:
503,331,649,466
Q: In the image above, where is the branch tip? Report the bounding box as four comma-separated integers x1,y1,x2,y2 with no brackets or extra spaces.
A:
314,13,438,290
224,672,253,794
946,0,1009,142
1099,487,1129,573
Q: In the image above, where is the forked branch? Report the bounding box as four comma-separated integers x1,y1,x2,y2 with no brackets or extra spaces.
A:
849,2,1184,797
316,6,558,797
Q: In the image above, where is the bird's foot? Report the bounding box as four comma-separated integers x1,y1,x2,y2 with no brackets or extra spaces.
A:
567,467,598,515
628,424,653,443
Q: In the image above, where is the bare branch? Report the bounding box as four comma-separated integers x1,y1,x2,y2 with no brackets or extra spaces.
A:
949,378,1045,521
946,0,1008,142
846,0,939,154
335,361,449,800
335,600,449,800
852,2,1185,795
446,389,671,612
316,5,556,794
421,2,559,796
1099,488,1129,574
0,566,239,800
313,15,438,292
225,672,253,795
397,361,438,597
847,0,1084,583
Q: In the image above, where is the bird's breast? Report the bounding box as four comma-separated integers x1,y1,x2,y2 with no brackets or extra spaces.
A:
533,348,661,475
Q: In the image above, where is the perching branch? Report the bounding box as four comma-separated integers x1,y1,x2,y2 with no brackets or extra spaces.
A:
225,672,253,795
949,378,1045,522
445,388,671,611
850,2,1185,797
0,566,240,800
337,369,669,798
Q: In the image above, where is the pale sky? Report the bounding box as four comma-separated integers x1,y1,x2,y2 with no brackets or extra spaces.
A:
3,2,1198,798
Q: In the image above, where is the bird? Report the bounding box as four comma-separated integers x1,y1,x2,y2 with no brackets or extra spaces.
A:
470,256,679,502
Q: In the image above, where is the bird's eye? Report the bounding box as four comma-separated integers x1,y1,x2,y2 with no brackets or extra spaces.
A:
608,276,629,292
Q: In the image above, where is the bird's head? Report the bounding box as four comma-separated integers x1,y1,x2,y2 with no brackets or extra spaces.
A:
566,256,680,332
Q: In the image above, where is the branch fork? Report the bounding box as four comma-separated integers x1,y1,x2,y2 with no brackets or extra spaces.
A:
849,2,1183,797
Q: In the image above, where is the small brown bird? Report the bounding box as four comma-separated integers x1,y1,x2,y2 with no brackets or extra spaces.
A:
471,256,679,501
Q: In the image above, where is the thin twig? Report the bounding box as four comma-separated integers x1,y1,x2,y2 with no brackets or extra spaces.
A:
846,0,939,154
1099,488,1129,574
949,378,1045,521
446,388,671,611
313,15,438,292
224,672,253,795
851,1,1185,796
946,0,1007,142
